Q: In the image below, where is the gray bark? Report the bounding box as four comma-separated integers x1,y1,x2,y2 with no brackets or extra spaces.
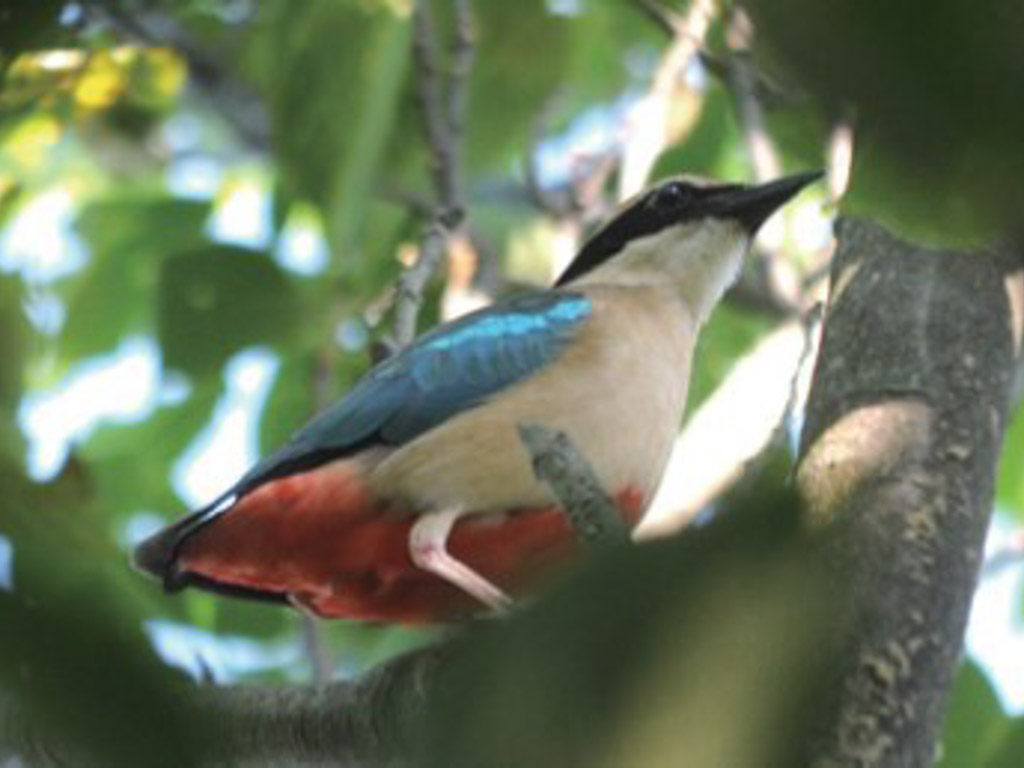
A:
797,218,1023,767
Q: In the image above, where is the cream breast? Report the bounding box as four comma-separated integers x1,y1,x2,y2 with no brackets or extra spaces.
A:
367,284,696,518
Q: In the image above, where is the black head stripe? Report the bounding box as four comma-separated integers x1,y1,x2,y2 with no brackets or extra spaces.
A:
554,180,704,286
552,172,819,286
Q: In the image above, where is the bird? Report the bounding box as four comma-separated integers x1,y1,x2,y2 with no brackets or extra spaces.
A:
135,170,820,624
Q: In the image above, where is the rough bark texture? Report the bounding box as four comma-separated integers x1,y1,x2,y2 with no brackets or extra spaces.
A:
797,218,1023,768
0,645,444,768
199,645,442,767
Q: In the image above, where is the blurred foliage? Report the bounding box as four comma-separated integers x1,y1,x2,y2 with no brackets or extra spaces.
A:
996,406,1024,521
746,0,1024,244
0,460,209,768
0,0,1020,765
0,1,71,61
62,195,212,362
424,486,837,768
938,661,1024,768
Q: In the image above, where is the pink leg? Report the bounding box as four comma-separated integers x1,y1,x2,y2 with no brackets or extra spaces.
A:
409,508,513,613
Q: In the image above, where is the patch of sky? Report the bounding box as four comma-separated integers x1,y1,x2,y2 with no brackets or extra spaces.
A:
534,102,625,186
967,509,1024,713
0,185,87,282
59,3,84,25
546,0,583,16
144,619,302,683
0,534,12,591
275,205,329,276
171,347,279,508
22,288,67,335
160,112,205,154
166,155,223,200
335,317,369,352
207,172,272,249
18,336,163,480
119,511,171,550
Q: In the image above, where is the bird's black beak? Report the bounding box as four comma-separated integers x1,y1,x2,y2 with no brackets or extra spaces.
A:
708,170,822,234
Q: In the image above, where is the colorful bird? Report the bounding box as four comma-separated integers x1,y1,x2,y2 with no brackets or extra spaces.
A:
135,171,820,623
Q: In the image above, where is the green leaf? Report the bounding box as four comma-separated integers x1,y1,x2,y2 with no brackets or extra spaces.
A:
687,304,770,413
0,274,28,461
62,196,211,362
937,661,1008,768
80,379,221,522
0,274,27,409
0,465,211,768
562,0,660,107
995,406,1024,521
464,1,572,172
258,350,314,456
247,1,409,213
982,716,1024,768
258,333,379,457
74,195,212,263
746,0,1024,243
325,10,411,258
157,244,299,379
0,0,69,58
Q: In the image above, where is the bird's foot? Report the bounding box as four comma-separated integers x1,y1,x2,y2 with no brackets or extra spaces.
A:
409,507,514,614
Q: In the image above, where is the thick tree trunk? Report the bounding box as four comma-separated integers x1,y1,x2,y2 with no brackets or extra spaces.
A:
797,218,1023,767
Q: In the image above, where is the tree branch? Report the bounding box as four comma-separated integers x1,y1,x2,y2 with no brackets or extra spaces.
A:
796,218,1023,768
517,424,628,547
723,7,780,183
618,0,717,198
446,0,475,211
0,645,445,768
394,0,475,347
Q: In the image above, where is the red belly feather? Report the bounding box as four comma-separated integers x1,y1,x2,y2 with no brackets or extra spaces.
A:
178,460,645,623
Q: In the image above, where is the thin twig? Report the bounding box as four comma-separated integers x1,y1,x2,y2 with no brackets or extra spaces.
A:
625,0,797,111
446,0,474,211
724,8,780,182
697,49,805,110
295,345,342,686
524,94,575,219
395,0,475,347
517,424,627,548
395,221,448,346
411,0,464,223
376,182,436,219
826,109,856,203
618,0,717,198
300,611,333,687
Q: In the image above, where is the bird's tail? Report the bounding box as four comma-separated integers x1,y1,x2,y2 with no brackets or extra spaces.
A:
132,460,377,606
133,492,237,590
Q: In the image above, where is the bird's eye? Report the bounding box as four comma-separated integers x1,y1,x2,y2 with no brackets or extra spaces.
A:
653,182,692,213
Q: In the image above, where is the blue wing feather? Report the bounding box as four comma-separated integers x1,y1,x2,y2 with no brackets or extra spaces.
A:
233,290,592,493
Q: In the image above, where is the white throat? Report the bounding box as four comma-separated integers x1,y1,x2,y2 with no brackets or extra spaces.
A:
570,219,749,324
